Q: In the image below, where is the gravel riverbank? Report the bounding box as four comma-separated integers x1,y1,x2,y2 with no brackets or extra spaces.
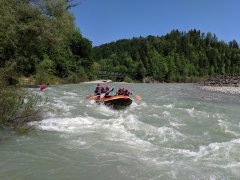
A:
200,86,240,94
199,75,240,94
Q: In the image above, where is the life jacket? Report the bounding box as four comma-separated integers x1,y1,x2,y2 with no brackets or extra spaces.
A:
94,86,100,94
96,89,101,95
40,84,46,91
124,89,130,96
101,87,107,94
117,89,123,95
105,87,110,96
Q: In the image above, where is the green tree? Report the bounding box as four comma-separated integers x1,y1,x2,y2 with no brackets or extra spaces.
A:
35,55,54,84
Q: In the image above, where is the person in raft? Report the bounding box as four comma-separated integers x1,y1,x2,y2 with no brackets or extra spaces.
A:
116,87,124,95
101,86,106,94
123,87,132,96
40,83,46,91
94,84,101,95
104,85,114,97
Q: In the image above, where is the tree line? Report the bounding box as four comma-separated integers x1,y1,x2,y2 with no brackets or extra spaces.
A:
93,30,240,82
0,0,93,84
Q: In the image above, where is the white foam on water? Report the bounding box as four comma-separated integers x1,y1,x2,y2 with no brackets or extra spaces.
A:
185,107,195,117
104,114,156,150
231,138,240,144
213,113,224,119
128,101,139,109
164,147,198,157
51,98,74,112
139,156,174,166
152,114,160,118
44,111,57,118
163,104,175,108
31,116,97,132
156,126,186,142
124,119,186,144
31,113,157,152
192,138,240,163
162,138,240,168
162,111,170,117
219,162,240,169
209,175,219,180
134,101,147,110
63,91,78,96
176,106,214,120
120,113,186,144
96,104,117,116
169,121,186,128
218,119,239,136
177,107,197,117
69,139,87,146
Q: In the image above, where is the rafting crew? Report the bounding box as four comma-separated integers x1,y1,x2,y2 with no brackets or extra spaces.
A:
115,87,132,96
94,84,114,98
94,84,133,98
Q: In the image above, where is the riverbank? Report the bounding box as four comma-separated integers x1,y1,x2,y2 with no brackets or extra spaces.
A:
200,86,240,94
199,75,240,94
199,75,240,87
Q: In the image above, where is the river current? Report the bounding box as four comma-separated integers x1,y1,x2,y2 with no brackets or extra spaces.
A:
0,83,240,180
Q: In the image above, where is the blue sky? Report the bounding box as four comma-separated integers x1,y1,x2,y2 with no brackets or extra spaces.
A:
71,0,240,46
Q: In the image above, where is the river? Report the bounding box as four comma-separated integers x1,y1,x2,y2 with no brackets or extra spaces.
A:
0,83,240,180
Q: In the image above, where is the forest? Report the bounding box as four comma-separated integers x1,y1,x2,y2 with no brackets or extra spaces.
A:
0,0,92,85
93,30,240,82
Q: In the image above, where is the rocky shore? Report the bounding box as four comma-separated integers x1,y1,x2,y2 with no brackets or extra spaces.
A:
199,75,240,87
200,86,240,94
199,75,240,94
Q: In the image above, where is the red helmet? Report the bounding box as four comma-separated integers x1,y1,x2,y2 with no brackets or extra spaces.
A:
125,87,129,90
106,85,110,89
119,87,123,90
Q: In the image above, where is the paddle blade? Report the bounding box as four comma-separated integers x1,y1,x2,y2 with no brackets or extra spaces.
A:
100,93,105,99
86,95,91,99
135,95,142,100
87,95,97,100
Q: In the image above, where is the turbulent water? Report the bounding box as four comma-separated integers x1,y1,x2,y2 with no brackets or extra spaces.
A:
0,83,240,180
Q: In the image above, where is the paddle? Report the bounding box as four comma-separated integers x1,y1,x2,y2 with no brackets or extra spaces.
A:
100,88,114,99
86,95,97,100
135,95,142,100
100,93,105,99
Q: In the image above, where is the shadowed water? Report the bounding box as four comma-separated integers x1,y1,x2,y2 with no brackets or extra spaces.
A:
0,83,240,180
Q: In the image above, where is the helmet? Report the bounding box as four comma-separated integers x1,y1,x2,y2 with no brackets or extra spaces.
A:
101,86,105,89
125,87,129,90
97,84,100,86
106,85,110,89
119,87,123,90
